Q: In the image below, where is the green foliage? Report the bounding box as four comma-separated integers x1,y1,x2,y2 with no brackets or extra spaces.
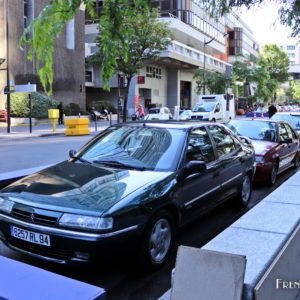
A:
259,45,290,83
9,92,59,118
31,92,59,117
194,69,227,94
63,102,82,116
9,93,29,118
294,81,300,101
89,100,117,114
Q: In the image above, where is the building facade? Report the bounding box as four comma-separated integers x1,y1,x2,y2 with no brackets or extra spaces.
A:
0,0,86,110
85,0,259,115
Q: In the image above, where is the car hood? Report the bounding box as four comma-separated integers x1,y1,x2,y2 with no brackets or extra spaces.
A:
1,161,172,216
251,140,278,156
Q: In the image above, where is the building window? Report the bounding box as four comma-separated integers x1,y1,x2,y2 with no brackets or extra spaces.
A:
146,66,162,79
66,18,75,50
290,61,295,65
85,71,92,82
24,0,28,28
287,45,295,50
288,53,295,58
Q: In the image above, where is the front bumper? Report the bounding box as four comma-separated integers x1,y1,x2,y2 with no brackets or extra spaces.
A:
0,213,142,264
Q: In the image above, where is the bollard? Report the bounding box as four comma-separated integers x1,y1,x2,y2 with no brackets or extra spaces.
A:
48,109,59,132
110,112,112,126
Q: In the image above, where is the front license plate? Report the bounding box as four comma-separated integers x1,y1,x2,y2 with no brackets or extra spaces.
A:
10,225,50,247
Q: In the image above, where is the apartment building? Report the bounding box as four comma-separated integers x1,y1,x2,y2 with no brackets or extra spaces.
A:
85,0,259,115
0,0,86,110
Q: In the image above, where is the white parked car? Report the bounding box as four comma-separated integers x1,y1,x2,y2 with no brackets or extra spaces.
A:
179,109,192,120
145,107,173,120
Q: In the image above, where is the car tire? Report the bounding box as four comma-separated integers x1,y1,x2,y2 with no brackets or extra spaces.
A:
268,161,278,186
137,210,175,270
293,154,299,168
236,173,252,208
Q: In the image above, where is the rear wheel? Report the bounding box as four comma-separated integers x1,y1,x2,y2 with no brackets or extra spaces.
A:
212,118,216,122
236,173,252,207
268,161,278,186
137,210,175,270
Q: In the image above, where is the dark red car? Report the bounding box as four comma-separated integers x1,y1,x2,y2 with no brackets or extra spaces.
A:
227,119,300,185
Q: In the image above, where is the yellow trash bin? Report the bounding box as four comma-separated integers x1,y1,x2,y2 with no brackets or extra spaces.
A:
65,118,90,136
48,109,59,132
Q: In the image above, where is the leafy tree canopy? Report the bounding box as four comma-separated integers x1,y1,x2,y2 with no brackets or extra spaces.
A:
258,44,290,83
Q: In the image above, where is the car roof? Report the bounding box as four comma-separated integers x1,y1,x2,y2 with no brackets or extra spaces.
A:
274,112,300,116
116,120,220,129
230,118,282,123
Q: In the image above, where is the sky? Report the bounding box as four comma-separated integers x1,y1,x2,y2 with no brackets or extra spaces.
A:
234,2,297,46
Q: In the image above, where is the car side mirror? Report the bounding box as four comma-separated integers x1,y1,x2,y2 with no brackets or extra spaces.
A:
178,161,206,182
69,149,77,158
280,138,293,144
239,136,252,145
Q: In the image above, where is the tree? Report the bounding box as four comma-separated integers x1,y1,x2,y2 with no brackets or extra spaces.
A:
294,81,300,102
87,0,172,122
258,44,290,101
194,69,227,94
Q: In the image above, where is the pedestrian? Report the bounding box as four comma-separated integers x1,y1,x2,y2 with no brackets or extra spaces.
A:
135,104,145,119
268,103,277,119
57,101,64,125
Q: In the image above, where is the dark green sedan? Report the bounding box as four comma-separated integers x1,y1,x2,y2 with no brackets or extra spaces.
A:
0,122,255,268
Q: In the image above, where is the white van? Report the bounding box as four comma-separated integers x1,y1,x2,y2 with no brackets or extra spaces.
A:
190,94,235,123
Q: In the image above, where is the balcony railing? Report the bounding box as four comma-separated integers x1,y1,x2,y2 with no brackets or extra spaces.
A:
165,40,231,71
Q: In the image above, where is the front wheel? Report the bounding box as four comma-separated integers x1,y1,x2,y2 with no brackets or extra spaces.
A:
236,173,252,207
137,210,175,270
268,161,278,186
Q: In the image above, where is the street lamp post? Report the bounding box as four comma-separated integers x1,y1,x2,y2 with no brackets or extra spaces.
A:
203,33,229,95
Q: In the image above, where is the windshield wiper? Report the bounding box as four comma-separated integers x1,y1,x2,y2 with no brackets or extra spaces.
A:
72,156,92,165
93,160,146,170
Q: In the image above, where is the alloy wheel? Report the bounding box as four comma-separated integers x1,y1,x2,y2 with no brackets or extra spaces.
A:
149,218,171,264
241,175,251,205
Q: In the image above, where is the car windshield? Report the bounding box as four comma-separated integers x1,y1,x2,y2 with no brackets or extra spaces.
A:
192,102,215,112
271,114,300,130
149,108,160,114
227,120,277,142
78,126,185,171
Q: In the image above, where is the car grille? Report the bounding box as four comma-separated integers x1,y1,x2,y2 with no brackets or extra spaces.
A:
191,115,203,120
11,208,58,226
9,238,73,260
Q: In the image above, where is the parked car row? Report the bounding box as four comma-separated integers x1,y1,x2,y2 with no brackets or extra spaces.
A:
0,110,299,270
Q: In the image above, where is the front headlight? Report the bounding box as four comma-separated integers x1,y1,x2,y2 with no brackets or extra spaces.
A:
0,197,14,214
59,214,113,230
255,156,266,164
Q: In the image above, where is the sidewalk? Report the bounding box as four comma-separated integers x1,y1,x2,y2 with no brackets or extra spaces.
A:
0,120,115,139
